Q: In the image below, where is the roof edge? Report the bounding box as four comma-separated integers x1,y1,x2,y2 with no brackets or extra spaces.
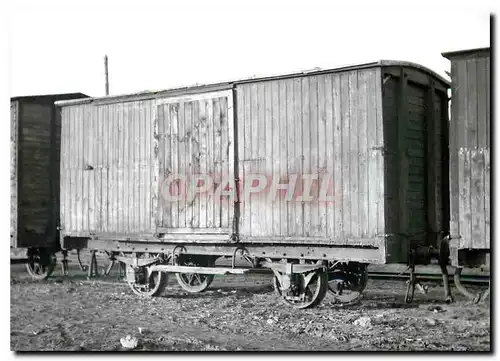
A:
442,47,490,59
378,60,450,86
11,92,89,102
55,59,449,107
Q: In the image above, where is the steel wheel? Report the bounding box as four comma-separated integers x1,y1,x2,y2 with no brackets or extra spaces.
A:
328,262,368,303
127,263,167,298
273,269,328,309
176,272,214,293
25,249,56,281
175,256,215,293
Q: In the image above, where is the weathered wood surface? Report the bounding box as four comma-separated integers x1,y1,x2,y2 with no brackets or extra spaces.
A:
425,81,437,238
235,68,386,244
381,71,449,261
12,95,87,248
13,101,56,247
10,101,19,247
405,81,427,242
156,91,234,231
20,102,53,236
61,100,157,235
445,49,490,251
60,92,234,237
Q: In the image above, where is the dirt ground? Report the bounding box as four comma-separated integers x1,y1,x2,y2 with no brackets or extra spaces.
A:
10,259,491,352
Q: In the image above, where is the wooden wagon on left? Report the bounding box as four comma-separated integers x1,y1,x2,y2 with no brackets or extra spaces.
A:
10,93,89,279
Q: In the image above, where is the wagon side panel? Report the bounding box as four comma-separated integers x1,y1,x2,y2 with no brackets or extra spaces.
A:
17,101,56,247
448,58,460,246
235,69,386,255
60,100,158,238
54,103,62,245
10,100,19,247
156,91,235,239
447,51,490,252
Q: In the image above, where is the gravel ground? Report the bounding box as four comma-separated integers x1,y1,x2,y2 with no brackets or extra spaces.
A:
10,260,491,352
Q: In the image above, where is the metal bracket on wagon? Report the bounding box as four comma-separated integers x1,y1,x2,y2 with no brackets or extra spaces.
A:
260,260,326,274
115,255,162,268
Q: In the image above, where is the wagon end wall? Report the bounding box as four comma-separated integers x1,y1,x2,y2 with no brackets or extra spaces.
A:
11,93,88,249
381,66,450,263
14,100,57,248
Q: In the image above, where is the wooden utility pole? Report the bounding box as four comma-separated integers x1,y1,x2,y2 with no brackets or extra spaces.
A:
104,55,109,95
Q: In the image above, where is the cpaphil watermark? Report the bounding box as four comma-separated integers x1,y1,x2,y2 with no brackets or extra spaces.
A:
160,172,340,206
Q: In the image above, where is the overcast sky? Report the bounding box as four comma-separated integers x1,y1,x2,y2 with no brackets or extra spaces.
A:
7,0,492,98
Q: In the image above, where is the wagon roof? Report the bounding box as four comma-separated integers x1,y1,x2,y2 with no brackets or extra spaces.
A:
55,60,450,106
11,92,89,102
442,47,490,59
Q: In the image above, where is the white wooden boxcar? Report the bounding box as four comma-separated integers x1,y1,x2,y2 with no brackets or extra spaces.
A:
57,61,450,264
56,61,451,307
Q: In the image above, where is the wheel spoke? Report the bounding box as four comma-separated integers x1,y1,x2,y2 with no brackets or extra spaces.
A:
304,287,314,302
174,259,215,293
273,269,328,309
25,251,56,280
328,262,368,303
180,274,188,284
194,273,202,285
129,269,166,297
127,254,167,297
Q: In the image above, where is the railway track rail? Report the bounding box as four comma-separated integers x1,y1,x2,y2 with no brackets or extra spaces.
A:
11,255,489,284
11,249,489,304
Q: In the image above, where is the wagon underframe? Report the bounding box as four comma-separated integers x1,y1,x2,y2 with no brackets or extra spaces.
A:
61,235,384,264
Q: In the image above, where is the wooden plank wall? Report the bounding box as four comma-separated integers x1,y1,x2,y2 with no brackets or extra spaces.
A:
60,100,158,235
156,92,234,231
10,100,19,247
235,68,386,246
17,101,54,246
405,82,427,240
449,53,490,250
381,69,449,261
432,90,450,237
60,91,234,238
